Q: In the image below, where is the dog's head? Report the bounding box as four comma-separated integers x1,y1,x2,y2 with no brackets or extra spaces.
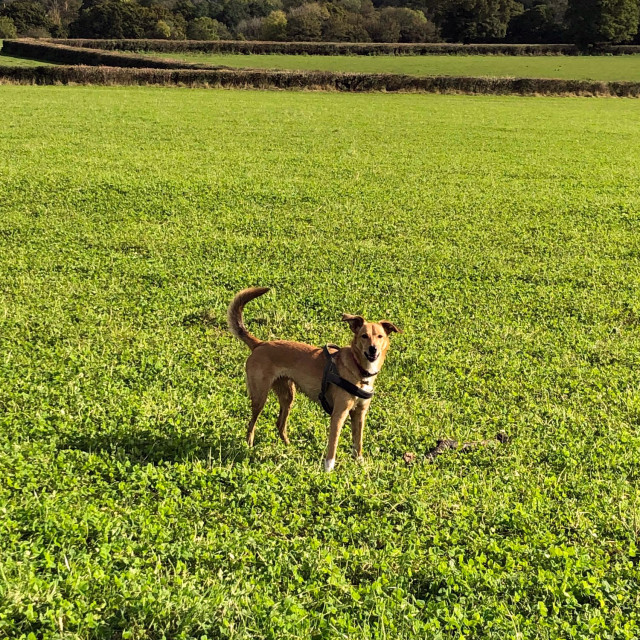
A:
342,313,401,373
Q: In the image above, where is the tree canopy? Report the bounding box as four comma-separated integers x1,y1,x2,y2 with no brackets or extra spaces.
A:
1,0,639,45
566,0,640,46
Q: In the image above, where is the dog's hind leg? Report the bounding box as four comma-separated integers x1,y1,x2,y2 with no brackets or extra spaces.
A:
245,369,271,447
272,377,295,445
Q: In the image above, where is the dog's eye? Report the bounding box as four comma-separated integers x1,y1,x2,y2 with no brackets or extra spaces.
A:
361,334,368,339
378,335,383,339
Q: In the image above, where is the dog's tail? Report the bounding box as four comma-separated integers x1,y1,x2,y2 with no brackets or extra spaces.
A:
227,287,270,350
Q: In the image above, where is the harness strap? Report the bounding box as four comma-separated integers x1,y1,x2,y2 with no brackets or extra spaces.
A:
318,345,374,415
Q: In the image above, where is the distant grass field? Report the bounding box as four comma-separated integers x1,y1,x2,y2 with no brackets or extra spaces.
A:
0,52,51,66
139,51,640,81
1,86,640,639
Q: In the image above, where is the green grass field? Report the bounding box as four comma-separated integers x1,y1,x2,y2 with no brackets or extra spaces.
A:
139,51,640,81
1,85,640,639
0,52,51,66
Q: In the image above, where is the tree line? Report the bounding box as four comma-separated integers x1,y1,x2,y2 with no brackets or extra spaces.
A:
1,0,639,47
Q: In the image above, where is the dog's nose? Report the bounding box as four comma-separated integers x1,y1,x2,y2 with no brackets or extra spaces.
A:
368,345,377,355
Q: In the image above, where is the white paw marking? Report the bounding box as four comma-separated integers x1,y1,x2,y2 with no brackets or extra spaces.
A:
324,458,336,473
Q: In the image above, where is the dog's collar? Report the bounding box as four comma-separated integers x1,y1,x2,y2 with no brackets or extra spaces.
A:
351,351,379,379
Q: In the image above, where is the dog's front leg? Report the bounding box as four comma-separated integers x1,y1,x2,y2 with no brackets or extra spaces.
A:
350,406,368,463
325,403,351,473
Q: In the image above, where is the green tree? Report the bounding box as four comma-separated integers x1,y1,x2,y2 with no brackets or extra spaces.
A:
168,15,187,38
366,6,436,41
148,5,188,38
381,6,437,41
187,15,229,37
260,8,287,38
0,16,18,38
320,2,350,39
366,11,401,40
320,3,370,40
507,3,565,42
3,0,52,35
42,0,82,37
438,0,523,42
173,0,200,21
210,0,281,30
0,15,18,37
286,2,327,39
566,0,640,46
69,0,155,37
235,15,265,37
152,17,171,36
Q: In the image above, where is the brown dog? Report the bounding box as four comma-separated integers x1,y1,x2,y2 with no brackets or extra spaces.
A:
227,287,401,471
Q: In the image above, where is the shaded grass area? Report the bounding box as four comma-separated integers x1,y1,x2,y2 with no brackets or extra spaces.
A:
2,39,212,69
1,87,640,639
138,51,640,82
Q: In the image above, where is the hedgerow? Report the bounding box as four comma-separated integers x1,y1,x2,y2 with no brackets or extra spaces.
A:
1,62,640,96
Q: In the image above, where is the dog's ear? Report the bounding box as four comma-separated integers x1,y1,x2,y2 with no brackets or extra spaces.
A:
342,313,365,333
380,320,402,335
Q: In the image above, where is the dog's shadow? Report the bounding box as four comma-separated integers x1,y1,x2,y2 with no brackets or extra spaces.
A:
57,416,325,467
59,425,251,467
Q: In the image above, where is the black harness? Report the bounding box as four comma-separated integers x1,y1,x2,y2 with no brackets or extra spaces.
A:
318,345,375,415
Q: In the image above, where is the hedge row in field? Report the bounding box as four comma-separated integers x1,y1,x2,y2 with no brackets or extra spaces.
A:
2,63,639,97
1,39,221,70
44,38,640,56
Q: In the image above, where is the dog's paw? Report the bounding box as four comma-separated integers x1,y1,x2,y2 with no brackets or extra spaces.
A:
324,458,336,473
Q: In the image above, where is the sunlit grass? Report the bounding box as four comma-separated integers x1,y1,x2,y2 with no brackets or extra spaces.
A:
138,50,640,81
0,52,51,66
1,86,639,639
